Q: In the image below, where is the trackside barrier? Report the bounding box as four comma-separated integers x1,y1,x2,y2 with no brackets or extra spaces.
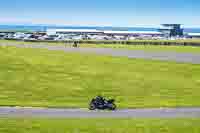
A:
2,39,200,46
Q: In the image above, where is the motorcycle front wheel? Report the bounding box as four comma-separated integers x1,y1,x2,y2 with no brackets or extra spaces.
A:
108,103,117,110
89,103,96,110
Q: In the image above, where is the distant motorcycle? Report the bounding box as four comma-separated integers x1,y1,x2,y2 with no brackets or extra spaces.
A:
72,41,78,48
89,96,117,110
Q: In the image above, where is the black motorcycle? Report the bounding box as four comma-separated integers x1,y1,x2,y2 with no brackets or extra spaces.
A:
89,96,117,110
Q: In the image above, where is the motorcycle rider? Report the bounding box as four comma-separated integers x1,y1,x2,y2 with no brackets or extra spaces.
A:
95,95,105,106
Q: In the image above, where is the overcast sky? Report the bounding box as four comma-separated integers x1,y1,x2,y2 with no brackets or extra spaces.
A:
0,0,200,27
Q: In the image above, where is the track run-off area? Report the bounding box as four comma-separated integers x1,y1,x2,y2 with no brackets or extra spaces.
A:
0,43,200,64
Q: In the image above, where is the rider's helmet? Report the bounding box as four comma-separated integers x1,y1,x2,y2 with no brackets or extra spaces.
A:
96,95,104,104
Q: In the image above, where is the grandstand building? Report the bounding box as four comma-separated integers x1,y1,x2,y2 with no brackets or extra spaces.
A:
158,24,184,37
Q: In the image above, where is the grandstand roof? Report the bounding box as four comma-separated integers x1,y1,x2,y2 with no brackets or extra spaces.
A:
104,31,163,35
47,29,163,35
47,29,103,33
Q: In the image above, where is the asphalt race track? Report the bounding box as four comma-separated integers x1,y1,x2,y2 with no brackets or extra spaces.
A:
0,107,200,118
1,43,200,64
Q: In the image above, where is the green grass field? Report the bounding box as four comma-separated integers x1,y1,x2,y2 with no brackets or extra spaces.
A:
1,39,200,53
0,46,200,108
0,118,200,133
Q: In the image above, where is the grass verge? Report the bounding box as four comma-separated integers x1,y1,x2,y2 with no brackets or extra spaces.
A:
0,46,200,108
0,118,200,133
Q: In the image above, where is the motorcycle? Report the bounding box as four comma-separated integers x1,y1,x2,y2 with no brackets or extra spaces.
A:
89,96,117,110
